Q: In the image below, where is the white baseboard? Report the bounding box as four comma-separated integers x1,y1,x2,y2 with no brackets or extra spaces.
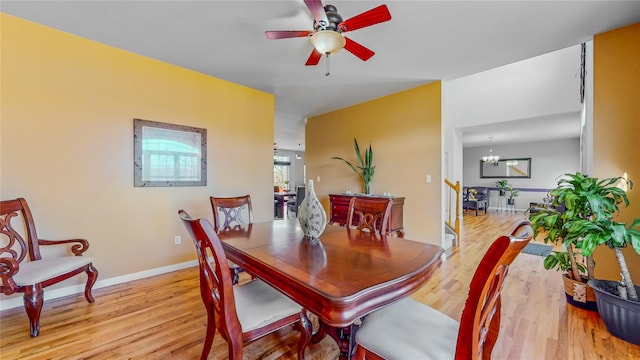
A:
486,206,526,213
0,260,198,311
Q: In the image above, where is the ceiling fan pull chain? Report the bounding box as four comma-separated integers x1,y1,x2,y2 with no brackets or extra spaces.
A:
325,53,330,76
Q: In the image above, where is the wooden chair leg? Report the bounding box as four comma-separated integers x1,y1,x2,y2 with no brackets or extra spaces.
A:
84,263,99,303
24,283,44,337
201,306,216,360
228,337,244,360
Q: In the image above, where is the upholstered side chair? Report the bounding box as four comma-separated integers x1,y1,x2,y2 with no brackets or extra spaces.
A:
178,210,312,360
353,220,533,360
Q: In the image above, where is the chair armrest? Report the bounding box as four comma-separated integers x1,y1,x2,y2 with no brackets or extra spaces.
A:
0,257,20,294
38,238,90,256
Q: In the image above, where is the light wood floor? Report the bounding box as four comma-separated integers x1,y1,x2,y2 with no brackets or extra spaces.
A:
2,211,640,359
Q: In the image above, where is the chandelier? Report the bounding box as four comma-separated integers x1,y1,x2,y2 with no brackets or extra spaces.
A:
482,137,500,163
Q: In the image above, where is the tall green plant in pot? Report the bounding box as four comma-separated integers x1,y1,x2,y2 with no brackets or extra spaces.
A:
530,172,640,343
331,138,375,194
529,172,606,310
575,175,640,345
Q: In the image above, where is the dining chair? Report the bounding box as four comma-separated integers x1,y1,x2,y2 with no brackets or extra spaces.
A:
288,185,306,217
353,220,533,360
0,198,99,337
346,197,392,235
178,210,312,360
210,195,254,231
210,195,253,284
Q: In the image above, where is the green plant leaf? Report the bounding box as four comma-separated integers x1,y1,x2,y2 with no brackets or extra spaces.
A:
332,138,375,192
543,255,558,270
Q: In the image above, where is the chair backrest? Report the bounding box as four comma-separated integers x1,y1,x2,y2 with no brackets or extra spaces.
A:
210,195,254,231
455,220,533,359
462,187,469,201
1,198,43,262
346,197,392,234
295,186,306,207
476,187,489,201
178,210,241,343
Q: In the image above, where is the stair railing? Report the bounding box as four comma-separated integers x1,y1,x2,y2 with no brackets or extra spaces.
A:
444,179,461,247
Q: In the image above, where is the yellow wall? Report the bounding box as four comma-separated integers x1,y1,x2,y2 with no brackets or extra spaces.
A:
306,82,442,244
592,22,640,282
1,15,275,285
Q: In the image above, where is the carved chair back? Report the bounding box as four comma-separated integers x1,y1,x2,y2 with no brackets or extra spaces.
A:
210,195,254,231
1,198,44,264
346,197,392,235
455,221,533,359
178,210,240,346
288,186,306,215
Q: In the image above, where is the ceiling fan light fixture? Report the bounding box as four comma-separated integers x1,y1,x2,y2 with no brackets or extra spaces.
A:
310,30,345,55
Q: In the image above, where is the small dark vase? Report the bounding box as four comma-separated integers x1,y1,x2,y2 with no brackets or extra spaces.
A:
588,279,640,345
507,198,515,205
499,189,506,196
364,181,371,195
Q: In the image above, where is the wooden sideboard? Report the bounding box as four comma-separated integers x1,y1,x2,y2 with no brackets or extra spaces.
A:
329,194,405,237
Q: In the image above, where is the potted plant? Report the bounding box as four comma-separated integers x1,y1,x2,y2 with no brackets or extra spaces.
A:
575,175,640,345
529,172,599,310
506,185,519,205
530,172,640,341
496,179,508,196
332,138,375,195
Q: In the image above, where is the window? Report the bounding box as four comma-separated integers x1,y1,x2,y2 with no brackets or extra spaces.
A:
274,155,290,190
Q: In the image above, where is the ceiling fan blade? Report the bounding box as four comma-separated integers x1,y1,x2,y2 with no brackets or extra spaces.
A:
304,0,329,26
339,5,392,32
344,37,375,61
265,30,313,39
305,49,322,66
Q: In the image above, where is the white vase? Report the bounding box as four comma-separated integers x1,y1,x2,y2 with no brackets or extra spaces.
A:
298,179,327,239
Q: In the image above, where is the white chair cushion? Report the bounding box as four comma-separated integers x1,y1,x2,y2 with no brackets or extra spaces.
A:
234,279,302,332
206,255,240,270
13,256,93,286
356,297,460,360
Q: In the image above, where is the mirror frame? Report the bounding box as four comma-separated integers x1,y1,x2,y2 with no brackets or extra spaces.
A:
480,157,531,179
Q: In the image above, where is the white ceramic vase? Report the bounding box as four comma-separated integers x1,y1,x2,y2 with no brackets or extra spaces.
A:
298,179,327,239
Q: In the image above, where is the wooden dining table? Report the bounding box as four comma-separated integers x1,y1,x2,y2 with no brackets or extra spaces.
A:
217,219,444,359
274,191,295,218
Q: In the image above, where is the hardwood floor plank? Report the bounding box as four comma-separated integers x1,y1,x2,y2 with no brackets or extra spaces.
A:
2,212,639,359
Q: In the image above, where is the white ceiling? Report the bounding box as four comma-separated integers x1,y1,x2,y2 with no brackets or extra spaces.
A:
3,1,640,150
461,111,583,148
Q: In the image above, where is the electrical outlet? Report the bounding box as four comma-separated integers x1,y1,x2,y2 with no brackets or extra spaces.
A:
174,235,181,245
426,175,432,183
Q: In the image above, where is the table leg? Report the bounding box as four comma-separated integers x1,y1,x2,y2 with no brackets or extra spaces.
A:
274,198,284,219
323,323,358,360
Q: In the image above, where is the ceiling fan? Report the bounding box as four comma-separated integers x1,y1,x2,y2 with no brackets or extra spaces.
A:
265,0,391,72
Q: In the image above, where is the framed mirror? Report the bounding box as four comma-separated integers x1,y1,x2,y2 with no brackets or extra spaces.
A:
134,118,207,187
480,158,531,179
